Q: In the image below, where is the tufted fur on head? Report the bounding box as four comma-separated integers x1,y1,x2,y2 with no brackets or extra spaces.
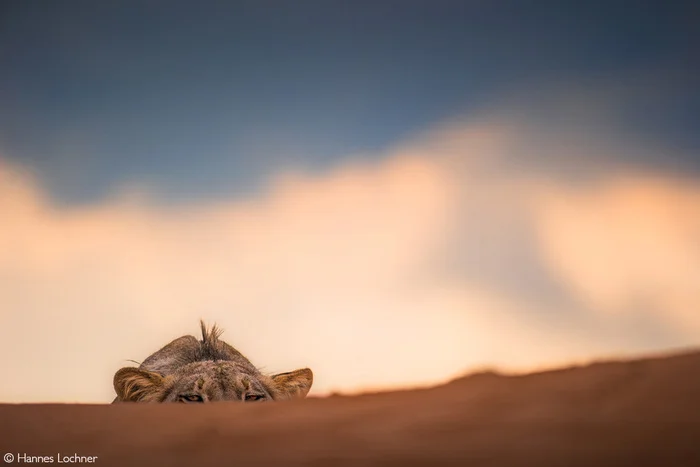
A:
113,320,313,403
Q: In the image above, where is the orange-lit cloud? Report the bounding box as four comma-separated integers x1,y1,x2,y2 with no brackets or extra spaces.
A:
534,176,700,335
1,109,699,403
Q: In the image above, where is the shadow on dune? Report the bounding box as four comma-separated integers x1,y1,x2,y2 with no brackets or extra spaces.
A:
1,349,699,466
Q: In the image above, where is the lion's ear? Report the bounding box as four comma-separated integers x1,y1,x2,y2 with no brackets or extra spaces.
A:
271,368,313,399
113,367,165,402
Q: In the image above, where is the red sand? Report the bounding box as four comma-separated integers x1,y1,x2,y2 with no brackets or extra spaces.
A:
2,350,699,466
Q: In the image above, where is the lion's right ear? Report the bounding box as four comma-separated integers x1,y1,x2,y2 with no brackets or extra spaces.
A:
113,367,165,402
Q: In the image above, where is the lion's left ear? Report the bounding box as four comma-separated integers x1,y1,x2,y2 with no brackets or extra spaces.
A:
113,367,165,402
270,368,313,399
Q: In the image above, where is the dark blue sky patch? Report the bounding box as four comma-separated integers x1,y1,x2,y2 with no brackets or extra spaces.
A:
0,0,697,204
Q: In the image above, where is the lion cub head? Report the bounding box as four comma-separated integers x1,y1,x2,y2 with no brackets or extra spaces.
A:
113,321,312,403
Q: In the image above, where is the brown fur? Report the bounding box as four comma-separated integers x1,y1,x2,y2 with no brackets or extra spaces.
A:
112,321,312,403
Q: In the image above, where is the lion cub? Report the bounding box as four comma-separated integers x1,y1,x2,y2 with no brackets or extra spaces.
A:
113,321,312,403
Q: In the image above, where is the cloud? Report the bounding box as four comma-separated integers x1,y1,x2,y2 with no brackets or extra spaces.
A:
534,175,700,335
1,101,699,403
0,151,470,402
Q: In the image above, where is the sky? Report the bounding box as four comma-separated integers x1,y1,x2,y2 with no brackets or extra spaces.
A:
0,1,699,402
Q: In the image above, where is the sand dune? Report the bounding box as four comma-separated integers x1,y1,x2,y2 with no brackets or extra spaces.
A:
2,349,699,466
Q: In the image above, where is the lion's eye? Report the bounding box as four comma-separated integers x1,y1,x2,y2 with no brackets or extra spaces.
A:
244,393,264,402
179,394,204,403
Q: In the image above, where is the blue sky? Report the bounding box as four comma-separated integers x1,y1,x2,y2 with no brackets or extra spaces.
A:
1,0,698,204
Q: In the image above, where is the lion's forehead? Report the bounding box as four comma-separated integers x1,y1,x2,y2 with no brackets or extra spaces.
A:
170,361,267,390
